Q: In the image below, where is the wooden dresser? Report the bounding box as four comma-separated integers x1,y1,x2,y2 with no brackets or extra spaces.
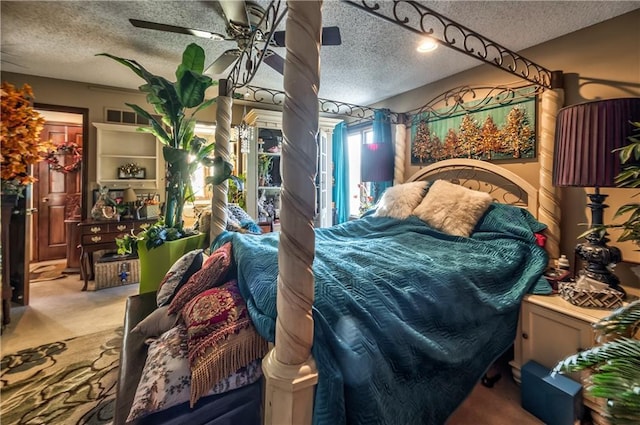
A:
78,218,155,290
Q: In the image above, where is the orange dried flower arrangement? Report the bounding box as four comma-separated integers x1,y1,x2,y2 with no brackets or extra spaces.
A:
0,82,53,195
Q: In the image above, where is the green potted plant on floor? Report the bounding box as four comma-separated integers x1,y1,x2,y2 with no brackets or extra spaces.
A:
553,300,640,425
99,43,233,293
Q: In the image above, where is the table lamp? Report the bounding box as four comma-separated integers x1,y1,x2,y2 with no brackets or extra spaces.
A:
553,97,640,292
123,188,138,219
361,142,394,202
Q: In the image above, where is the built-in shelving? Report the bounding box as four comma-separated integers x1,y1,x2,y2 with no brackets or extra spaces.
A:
93,122,164,197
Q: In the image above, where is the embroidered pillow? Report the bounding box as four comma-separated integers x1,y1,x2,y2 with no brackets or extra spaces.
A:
167,242,233,316
373,181,429,219
126,324,263,422
412,179,493,237
131,305,178,339
156,249,205,307
182,280,268,406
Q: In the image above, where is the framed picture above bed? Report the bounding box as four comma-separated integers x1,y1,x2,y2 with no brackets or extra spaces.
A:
409,85,539,164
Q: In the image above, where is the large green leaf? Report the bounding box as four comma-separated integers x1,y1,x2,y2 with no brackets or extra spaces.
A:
95,53,145,79
177,43,206,78
124,103,171,145
177,70,214,109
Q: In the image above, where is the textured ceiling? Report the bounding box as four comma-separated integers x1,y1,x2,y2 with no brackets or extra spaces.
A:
1,1,639,106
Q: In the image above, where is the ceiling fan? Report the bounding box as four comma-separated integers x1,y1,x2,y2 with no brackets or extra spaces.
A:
129,0,341,76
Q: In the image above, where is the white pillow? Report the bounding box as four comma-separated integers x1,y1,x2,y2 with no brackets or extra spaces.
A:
412,179,493,237
373,181,429,219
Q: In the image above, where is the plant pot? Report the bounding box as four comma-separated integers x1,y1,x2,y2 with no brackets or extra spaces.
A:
1,194,18,327
137,232,206,294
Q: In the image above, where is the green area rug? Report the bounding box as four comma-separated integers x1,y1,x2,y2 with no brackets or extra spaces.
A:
1,327,123,425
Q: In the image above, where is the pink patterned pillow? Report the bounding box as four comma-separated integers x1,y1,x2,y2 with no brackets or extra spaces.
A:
182,280,268,406
167,242,233,315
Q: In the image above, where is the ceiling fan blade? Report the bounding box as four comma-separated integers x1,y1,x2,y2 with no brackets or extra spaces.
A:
218,0,250,27
129,19,227,40
271,26,342,47
206,50,241,75
263,51,285,75
320,26,342,46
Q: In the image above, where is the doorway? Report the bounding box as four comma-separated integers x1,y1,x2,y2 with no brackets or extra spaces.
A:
32,105,88,270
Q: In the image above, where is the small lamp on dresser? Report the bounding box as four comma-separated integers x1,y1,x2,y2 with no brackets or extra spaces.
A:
123,187,138,219
553,97,640,293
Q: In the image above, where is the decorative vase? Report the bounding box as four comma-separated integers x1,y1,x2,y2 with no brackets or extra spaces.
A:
136,233,206,294
1,194,18,327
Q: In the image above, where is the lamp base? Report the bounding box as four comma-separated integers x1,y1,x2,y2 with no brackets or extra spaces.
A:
575,188,625,296
575,241,624,294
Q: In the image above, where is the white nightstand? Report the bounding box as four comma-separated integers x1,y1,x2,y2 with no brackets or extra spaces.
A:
510,286,639,425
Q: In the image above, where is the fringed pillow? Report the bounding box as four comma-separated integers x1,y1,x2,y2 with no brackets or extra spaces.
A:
126,324,263,422
182,280,268,407
413,179,493,237
373,181,429,219
156,249,205,307
167,242,232,315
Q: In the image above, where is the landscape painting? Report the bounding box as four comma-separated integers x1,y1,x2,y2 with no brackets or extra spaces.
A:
410,95,537,164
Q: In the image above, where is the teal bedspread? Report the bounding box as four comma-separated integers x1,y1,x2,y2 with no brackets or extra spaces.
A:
216,203,550,425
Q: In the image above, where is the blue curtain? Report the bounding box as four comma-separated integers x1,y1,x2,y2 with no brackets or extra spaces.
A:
332,122,350,224
372,109,393,201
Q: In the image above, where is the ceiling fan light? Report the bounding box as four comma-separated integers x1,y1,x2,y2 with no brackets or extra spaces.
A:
417,38,438,53
189,29,224,40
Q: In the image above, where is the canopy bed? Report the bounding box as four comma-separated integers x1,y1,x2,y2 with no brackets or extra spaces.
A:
115,1,570,424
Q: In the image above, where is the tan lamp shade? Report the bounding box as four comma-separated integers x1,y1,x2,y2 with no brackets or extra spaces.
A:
123,188,137,203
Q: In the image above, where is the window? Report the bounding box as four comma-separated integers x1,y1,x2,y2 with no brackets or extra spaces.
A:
190,123,216,201
347,126,373,217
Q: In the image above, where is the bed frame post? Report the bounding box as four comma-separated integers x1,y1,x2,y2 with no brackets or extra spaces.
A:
211,79,232,242
537,72,565,262
394,124,406,184
262,2,321,425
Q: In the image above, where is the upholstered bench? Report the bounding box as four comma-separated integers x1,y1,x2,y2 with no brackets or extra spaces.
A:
114,292,262,425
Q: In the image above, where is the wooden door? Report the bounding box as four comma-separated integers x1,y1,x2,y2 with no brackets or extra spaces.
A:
34,124,83,262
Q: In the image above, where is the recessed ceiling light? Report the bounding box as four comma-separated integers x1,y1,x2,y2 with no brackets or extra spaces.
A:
417,38,438,53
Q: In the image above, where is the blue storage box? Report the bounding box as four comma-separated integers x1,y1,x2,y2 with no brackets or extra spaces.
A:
521,360,583,425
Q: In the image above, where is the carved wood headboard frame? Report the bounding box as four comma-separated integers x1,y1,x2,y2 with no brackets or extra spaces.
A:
405,158,539,218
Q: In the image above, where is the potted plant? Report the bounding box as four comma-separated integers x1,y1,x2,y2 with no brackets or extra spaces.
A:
99,43,233,293
1,82,54,199
580,121,640,246
555,121,640,425
228,173,246,210
258,154,273,187
553,300,640,425
609,120,640,246
1,82,54,325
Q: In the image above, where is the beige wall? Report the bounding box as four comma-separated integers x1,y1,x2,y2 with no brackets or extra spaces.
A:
377,10,640,286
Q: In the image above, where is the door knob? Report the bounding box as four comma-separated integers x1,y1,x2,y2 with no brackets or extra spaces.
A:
42,197,49,203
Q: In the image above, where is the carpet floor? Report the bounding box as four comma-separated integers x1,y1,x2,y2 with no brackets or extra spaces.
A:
2,264,544,424
1,327,122,425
